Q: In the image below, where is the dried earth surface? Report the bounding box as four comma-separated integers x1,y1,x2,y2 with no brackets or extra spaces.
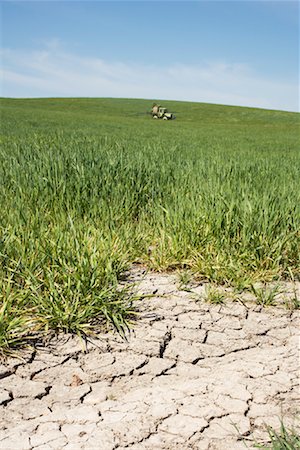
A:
0,269,299,449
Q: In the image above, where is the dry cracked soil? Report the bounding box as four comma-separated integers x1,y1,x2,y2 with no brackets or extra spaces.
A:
0,268,299,450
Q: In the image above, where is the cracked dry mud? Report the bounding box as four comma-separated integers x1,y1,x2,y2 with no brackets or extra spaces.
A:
0,269,299,450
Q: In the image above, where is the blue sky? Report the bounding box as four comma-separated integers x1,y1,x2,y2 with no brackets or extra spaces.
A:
1,1,299,111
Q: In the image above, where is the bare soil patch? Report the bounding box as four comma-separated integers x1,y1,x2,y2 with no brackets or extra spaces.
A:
0,269,299,449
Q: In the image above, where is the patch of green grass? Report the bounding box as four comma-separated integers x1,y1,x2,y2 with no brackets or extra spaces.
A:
232,276,254,294
0,97,299,351
251,284,281,306
204,285,226,304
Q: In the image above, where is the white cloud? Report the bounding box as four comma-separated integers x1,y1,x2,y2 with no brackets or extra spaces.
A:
0,45,298,112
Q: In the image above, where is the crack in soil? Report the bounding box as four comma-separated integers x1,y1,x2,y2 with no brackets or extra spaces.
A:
159,331,172,358
1,390,14,407
35,385,52,400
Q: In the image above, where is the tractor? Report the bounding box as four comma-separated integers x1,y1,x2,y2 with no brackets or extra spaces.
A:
152,104,175,120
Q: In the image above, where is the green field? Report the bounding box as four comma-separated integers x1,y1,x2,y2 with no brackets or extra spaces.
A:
0,98,299,352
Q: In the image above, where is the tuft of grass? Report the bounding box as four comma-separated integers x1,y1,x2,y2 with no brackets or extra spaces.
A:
254,420,300,449
251,284,281,307
177,270,193,291
204,285,226,304
0,279,35,356
285,287,300,310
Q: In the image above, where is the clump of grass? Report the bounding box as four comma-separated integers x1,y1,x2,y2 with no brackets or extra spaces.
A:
254,420,300,449
251,284,280,307
177,270,193,291
0,272,136,355
30,281,136,337
285,287,300,310
204,285,226,304
0,228,137,353
0,279,35,357
0,303,29,357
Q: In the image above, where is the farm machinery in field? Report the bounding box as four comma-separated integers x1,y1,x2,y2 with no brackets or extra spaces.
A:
151,104,175,120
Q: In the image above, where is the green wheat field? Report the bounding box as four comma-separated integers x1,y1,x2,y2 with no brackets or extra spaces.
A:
0,98,299,352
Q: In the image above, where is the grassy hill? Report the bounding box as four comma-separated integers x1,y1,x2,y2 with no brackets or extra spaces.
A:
0,98,299,351
1,97,299,136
